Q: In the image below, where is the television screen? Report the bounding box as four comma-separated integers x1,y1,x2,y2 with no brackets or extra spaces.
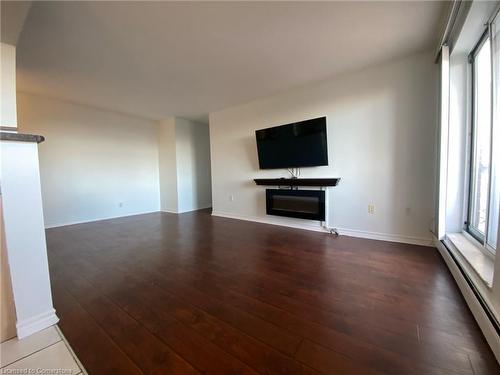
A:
255,117,328,169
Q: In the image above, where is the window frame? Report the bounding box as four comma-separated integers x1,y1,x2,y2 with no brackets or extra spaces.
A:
466,28,495,254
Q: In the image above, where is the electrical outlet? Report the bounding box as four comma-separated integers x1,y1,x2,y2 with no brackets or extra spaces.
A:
229,194,234,202
118,202,123,208
368,204,375,214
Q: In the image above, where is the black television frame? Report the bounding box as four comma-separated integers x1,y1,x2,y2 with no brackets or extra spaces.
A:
255,116,328,170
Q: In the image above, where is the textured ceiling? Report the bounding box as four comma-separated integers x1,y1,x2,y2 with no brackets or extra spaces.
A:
16,1,446,123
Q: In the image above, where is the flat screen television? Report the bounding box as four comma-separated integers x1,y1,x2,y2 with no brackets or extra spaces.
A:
255,116,328,169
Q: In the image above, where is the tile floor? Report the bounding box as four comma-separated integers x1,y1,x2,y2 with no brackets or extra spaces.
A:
0,326,85,374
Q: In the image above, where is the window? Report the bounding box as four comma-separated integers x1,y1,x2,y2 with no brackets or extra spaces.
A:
490,11,500,251
468,34,492,243
467,15,500,253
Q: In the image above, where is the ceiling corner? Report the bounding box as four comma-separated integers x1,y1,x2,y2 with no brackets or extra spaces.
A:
1,1,32,45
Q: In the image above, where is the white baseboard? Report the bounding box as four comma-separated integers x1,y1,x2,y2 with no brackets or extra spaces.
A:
434,238,500,363
212,210,326,232
46,209,432,247
180,205,212,213
16,309,59,339
337,227,434,246
47,207,215,229
211,211,433,247
163,205,212,214
45,210,161,229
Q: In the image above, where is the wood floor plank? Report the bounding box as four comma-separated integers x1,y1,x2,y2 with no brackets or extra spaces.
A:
148,270,303,356
46,210,499,375
110,284,320,375
82,295,200,375
60,249,405,375
60,253,438,375
58,263,263,375
129,285,312,374
130,261,475,375
103,286,259,375
295,340,384,375
50,282,145,375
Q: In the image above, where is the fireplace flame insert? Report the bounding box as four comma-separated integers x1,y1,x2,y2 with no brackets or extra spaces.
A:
266,189,325,221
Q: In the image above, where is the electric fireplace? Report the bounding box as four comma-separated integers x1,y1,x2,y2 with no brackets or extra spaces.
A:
265,189,325,221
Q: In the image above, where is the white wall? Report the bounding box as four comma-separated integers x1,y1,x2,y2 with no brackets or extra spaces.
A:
18,92,161,227
158,117,212,213
1,43,17,128
158,118,178,212
175,118,212,213
209,51,437,245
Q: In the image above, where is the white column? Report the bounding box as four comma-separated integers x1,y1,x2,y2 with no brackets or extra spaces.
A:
0,139,58,338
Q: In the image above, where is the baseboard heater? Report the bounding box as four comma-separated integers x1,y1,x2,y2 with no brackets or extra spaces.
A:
441,240,500,336
266,189,325,221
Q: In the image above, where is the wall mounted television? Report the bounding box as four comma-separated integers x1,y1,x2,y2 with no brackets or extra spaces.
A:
255,116,328,169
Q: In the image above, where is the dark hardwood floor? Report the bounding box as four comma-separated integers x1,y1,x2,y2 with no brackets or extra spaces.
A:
45,209,499,375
